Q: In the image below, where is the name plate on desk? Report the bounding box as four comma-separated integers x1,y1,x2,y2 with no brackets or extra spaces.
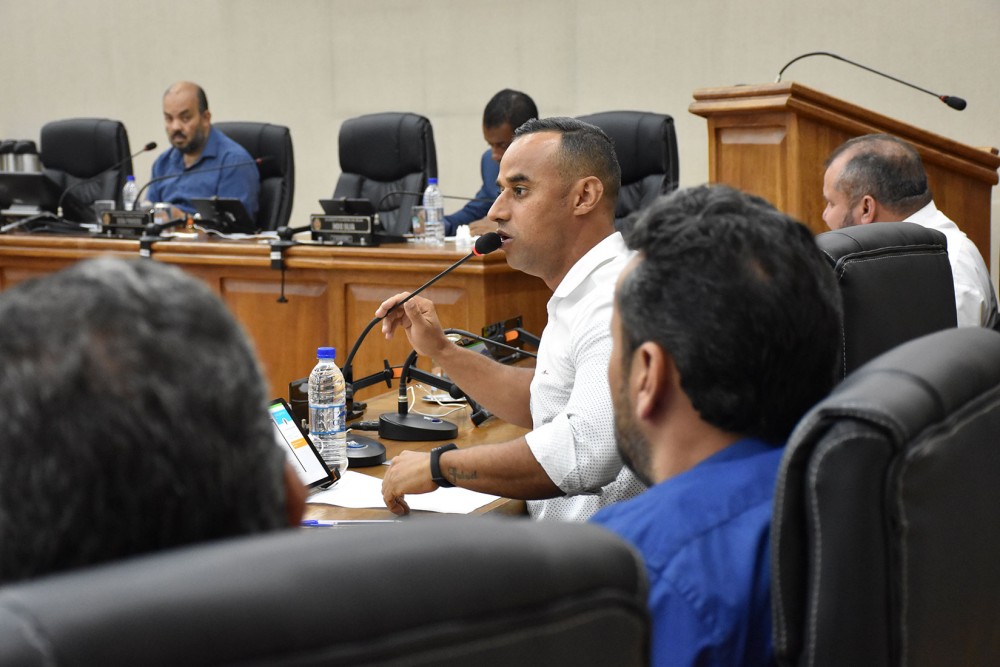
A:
100,210,151,238
310,214,377,246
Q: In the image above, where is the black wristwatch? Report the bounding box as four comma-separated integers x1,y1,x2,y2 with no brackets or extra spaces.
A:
430,443,458,488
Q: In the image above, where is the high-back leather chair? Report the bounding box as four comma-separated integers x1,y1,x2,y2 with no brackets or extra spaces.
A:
332,112,437,237
575,111,678,229
771,326,1000,666
39,118,132,223
215,121,295,230
0,518,649,666
815,221,957,379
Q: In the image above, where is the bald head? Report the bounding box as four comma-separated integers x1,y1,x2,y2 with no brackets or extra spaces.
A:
824,134,932,220
164,81,209,114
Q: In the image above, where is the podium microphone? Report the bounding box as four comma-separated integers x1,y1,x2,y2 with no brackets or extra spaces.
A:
134,157,267,207
775,51,967,110
56,141,158,219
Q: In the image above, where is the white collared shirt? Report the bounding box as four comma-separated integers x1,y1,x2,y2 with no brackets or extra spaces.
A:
904,201,998,327
524,232,647,521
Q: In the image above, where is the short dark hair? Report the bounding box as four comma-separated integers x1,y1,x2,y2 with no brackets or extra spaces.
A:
515,116,621,207
0,257,287,583
483,89,538,132
826,134,932,217
618,184,842,444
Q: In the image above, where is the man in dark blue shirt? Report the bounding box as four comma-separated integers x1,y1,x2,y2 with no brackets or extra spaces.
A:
443,89,537,236
146,81,259,224
591,185,842,666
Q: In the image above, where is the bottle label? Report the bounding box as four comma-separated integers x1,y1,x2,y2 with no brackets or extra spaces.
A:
309,403,346,436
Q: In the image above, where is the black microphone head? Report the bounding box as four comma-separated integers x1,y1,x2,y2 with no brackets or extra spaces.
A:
143,141,158,151
473,231,503,256
941,95,967,111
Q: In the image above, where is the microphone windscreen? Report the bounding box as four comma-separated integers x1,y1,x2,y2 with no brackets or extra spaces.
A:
942,96,967,111
143,141,158,151
473,231,502,256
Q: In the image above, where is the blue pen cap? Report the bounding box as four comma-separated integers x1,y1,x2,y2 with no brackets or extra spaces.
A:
317,346,336,359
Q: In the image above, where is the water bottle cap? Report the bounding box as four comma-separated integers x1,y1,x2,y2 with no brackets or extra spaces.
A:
126,175,135,182
316,346,336,359
427,177,438,185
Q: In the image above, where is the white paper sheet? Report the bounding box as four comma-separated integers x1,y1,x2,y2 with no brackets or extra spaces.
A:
308,471,500,514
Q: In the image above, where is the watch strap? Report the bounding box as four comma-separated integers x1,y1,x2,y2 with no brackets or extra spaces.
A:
430,443,458,488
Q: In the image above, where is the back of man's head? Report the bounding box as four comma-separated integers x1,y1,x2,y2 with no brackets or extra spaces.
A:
515,116,622,210
0,257,287,583
826,133,932,218
483,89,538,132
618,184,842,444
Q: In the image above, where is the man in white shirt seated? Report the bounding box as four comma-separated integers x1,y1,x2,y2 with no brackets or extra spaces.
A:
821,133,998,327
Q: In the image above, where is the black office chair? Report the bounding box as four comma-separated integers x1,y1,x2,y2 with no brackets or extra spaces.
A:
771,326,1000,667
576,111,678,230
39,118,132,223
332,112,437,237
0,518,649,666
816,221,957,379
215,121,295,231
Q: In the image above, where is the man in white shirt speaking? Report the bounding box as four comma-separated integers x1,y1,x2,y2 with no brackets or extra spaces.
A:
377,117,645,521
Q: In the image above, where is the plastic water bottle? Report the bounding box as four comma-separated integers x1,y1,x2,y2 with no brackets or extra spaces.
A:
122,175,138,211
308,346,348,476
422,177,445,245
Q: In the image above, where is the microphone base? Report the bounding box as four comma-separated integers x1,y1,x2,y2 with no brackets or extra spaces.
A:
378,413,458,441
346,433,386,467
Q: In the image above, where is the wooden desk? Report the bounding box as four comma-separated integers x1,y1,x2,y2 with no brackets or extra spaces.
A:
0,233,551,401
304,386,529,520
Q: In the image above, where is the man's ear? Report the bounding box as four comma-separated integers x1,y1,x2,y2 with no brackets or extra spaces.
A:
283,462,306,527
858,195,878,224
631,341,672,421
572,176,605,216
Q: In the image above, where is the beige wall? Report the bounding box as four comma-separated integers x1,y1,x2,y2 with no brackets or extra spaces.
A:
3,0,998,274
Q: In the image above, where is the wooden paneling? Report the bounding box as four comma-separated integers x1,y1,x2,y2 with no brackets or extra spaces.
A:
691,82,1000,256
0,235,551,401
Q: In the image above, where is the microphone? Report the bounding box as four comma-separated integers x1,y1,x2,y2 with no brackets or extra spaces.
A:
55,141,157,219
340,231,504,405
375,190,497,210
775,51,967,110
134,157,266,208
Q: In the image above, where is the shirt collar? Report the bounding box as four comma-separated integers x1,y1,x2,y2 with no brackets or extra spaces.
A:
902,200,939,225
552,231,629,299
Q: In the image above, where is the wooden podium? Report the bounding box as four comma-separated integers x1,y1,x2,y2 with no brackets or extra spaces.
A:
689,82,1000,260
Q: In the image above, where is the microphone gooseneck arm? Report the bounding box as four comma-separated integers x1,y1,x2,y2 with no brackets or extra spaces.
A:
775,51,967,110
56,141,158,217
374,190,497,210
340,232,503,385
134,157,264,208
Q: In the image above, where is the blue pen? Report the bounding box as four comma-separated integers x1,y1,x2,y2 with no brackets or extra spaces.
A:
300,519,398,527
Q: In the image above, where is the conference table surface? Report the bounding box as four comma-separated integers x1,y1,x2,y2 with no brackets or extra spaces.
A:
302,385,530,521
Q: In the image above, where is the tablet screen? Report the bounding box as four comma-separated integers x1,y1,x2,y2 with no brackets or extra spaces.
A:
268,397,338,490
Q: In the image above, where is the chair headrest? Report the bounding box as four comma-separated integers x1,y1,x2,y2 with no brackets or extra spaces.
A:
577,111,675,185
214,122,293,181
338,112,434,182
40,118,130,178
